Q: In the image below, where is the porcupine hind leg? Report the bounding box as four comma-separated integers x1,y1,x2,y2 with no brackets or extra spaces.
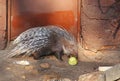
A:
33,47,53,60
33,48,63,61
33,45,64,61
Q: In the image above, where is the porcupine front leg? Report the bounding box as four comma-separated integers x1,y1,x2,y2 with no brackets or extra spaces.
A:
51,42,64,61
54,50,64,61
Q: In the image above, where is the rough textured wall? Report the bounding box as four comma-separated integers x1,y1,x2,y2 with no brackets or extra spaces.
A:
79,0,120,63
0,0,7,49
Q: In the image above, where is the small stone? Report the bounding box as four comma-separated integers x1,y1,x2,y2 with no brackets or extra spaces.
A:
39,72,61,80
78,72,105,81
61,78,71,81
21,75,26,79
25,65,34,70
31,69,39,74
6,67,11,70
40,74,61,81
14,60,30,66
40,63,50,69
24,65,39,74
98,66,113,71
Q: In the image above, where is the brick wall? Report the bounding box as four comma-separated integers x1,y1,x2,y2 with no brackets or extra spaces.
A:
0,0,7,49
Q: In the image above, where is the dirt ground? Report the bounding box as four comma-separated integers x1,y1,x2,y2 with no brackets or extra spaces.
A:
0,45,116,81
0,54,116,81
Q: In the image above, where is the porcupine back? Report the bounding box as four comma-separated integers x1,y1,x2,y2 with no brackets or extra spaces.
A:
7,25,77,59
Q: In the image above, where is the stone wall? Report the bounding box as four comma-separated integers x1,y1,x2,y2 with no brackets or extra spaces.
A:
0,0,7,49
78,0,120,63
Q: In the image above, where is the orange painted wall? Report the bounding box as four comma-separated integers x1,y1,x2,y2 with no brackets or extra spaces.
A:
11,11,77,39
11,0,79,39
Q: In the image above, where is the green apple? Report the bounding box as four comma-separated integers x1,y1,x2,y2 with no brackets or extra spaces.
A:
68,57,78,65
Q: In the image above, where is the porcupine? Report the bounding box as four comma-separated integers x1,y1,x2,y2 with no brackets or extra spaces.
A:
7,25,77,60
